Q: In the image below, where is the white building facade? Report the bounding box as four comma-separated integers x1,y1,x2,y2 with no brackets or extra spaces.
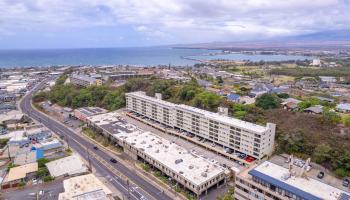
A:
125,91,276,159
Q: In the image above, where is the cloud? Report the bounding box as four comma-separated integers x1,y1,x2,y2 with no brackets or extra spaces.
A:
0,0,349,46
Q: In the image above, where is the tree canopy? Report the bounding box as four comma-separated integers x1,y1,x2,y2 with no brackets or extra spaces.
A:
255,93,281,110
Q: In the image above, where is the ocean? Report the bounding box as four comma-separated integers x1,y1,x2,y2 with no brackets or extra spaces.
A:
0,47,312,68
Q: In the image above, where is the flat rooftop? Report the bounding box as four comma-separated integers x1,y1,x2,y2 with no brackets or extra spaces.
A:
71,74,97,83
76,107,107,117
248,160,350,200
115,130,226,186
126,91,176,107
46,155,88,177
87,111,138,135
59,173,112,200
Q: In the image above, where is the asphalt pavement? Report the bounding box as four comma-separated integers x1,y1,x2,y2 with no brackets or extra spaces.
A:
19,79,172,200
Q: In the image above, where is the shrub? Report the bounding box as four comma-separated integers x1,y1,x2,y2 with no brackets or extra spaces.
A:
344,115,350,126
37,158,49,168
335,168,350,178
255,93,281,110
43,176,54,182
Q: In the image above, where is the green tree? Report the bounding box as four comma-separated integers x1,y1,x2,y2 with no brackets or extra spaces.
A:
321,111,341,124
216,76,224,84
217,187,235,200
255,93,281,110
277,93,290,99
33,91,48,103
55,74,67,85
298,97,321,111
344,115,350,126
192,92,222,111
72,89,93,108
102,91,125,110
37,158,49,168
7,163,17,171
123,78,150,92
313,144,332,163
36,167,49,178
43,176,54,182
179,85,199,101
233,110,246,119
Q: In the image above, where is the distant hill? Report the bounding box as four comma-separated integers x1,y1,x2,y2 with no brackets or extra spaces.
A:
174,30,350,50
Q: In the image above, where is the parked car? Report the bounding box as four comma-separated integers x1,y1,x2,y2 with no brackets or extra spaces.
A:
245,156,255,163
342,178,350,187
110,158,117,163
317,171,325,179
93,146,99,150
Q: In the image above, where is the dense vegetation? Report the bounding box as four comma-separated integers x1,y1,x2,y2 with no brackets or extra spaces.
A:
255,93,281,110
268,109,350,177
270,67,350,77
34,76,224,112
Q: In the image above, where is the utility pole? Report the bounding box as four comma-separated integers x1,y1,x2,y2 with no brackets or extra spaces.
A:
66,135,70,149
7,145,11,161
86,147,92,172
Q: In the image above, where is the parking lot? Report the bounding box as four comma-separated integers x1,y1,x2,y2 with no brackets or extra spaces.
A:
121,111,246,171
2,179,64,200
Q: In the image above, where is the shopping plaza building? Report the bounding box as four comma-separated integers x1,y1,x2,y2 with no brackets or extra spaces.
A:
125,91,276,160
86,111,229,197
235,157,350,200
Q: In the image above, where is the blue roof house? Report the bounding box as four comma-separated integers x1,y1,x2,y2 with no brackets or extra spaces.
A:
227,93,241,103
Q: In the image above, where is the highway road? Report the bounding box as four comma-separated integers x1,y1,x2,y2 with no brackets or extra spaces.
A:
20,79,172,200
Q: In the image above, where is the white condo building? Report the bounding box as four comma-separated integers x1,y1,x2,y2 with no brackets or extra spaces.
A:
125,91,276,160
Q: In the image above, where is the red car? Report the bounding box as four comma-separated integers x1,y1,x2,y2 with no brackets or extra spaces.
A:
245,156,255,163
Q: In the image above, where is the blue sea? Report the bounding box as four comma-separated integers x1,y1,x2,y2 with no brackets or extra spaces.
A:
0,47,312,68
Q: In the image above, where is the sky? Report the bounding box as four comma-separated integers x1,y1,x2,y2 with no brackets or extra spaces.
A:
0,0,349,49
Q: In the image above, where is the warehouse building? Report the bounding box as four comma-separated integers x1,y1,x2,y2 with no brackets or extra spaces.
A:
73,107,108,122
125,91,276,160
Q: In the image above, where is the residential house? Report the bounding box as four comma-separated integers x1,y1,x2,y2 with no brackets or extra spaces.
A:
281,98,302,111
316,96,334,103
239,96,255,105
46,155,88,178
227,93,240,103
336,103,350,113
197,80,213,88
304,105,324,114
1,162,38,189
249,83,269,97
319,76,337,83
